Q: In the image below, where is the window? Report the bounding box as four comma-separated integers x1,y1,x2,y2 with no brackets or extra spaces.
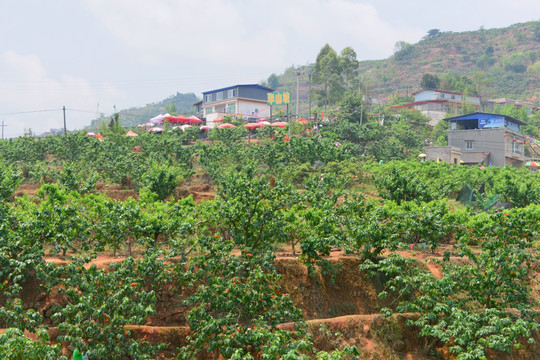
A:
205,94,212,103
451,94,455,100
465,140,473,150
445,105,450,113
216,92,223,101
440,93,445,99
512,141,521,154
226,103,236,114
227,89,237,98
205,107,214,115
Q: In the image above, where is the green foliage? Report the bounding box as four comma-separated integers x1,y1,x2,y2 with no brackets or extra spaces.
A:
266,73,280,89
363,208,539,359
210,164,292,249
180,238,313,359
142,161,180,201
59,163,98,194
502,52,528,73
0,327,64,360
373,162,451,204
393,41,415,62
420,73,440,89
52,255,164,360
0,161,22,200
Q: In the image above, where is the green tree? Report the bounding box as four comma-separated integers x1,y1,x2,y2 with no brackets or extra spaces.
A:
267,73,280,89
313,44,343,107
339,47,359,91
420,73,440,89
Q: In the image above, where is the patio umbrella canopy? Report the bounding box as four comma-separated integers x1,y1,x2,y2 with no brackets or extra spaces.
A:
166,115,191,124
217,123,236,129
271,121,288,128
149,113,170,124
188,116,203,124
124,130,138,137
244,123,264,130
297,118,308,124
148,127,164,133
200,125,211,131
525,161,538,167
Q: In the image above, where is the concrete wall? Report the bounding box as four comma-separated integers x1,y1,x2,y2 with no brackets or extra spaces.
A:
238,100,270,118
448,128,524,167
238,86,271,101
425,146,462,164
415,90,481,104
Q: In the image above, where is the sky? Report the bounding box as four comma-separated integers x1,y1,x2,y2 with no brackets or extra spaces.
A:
1,0,539,138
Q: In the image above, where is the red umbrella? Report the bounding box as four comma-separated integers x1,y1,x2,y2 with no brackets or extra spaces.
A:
297,118,308,124
271,121,288,128
200,125,211,131
188,116,203,124
166,115,190,124
214,116,226,123
217,123,236,129
148,127,165,133
244,123,264,130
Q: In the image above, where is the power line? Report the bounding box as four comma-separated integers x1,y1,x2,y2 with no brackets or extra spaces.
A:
0,109,61,116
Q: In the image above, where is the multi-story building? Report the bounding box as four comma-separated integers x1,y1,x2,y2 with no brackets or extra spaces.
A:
391,89,482,126
201,84,273,124
424,112,527,167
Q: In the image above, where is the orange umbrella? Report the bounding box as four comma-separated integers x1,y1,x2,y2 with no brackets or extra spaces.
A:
297,118,308,124
124,130,138,137
217,123,236,129
214,116,226,123
271,122,288,128
244,123,263,130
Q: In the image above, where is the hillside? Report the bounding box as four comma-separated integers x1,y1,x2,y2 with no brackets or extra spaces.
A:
272,21,540,106
358,21,540,101
89,21,540,129
89,92,199,130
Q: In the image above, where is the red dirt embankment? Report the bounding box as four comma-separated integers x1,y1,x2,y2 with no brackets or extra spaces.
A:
4,255,540,359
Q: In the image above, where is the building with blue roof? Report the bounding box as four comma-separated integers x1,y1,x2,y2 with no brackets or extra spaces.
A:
425,112,527,167
201,84,273,124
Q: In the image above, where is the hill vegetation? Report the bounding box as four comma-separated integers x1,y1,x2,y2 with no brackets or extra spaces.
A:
362,21,540,101
89,92,199,130
0,126,538,359
268,20,540,108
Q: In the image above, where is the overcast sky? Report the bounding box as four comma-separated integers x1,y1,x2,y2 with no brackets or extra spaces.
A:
1,0,539,138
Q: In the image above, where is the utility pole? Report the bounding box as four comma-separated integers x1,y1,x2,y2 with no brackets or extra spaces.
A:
0,120,6,139
63,106,67,136
295,68,301,117
308,70,312,121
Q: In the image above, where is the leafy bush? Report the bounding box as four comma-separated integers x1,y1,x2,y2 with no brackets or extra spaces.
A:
142,162,180,201
0,161,22,200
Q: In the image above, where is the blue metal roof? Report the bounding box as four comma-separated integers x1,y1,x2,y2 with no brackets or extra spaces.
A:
444,112,528,125
202,84,274,95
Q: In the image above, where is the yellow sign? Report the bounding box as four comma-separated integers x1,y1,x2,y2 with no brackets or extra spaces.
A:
267,91,291,105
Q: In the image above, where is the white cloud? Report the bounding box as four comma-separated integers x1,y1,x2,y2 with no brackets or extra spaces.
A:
83,1,420,65
0,50,124,138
